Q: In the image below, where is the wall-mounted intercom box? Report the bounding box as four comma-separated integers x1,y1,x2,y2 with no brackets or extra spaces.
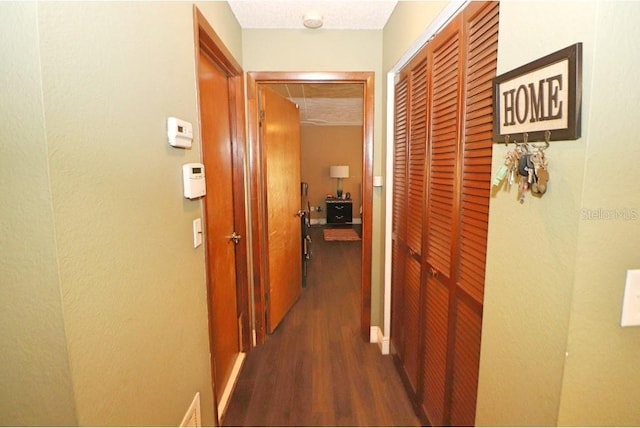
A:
182,163,206,199
168,117,193,148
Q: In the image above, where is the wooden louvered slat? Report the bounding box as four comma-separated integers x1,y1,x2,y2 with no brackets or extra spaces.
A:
406,59,429,254
468,2,499,39
456,0,499,305
403,256,422,391
391,77,408,359
426,30,460,278
449,3,499,425
421,276,450,426
391,241,405,350
449,299,483,426
469,24,498,54
466,83,495,106
393,77,409,239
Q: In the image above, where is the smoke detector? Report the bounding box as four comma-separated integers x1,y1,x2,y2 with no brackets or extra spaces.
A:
303,11,323,29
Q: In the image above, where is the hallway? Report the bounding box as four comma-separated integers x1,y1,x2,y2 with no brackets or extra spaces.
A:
222,226,420,426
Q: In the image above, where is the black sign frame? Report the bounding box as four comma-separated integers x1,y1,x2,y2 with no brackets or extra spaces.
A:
493,43,582,143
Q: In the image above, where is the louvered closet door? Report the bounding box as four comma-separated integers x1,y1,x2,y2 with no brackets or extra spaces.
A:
390,2,498,426
391,77,408,362
403,57,430,392
449,3,499,425
391,55,430,394
421,20,462,427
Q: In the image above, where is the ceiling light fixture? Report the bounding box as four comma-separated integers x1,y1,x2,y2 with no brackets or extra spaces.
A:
303,11,323,29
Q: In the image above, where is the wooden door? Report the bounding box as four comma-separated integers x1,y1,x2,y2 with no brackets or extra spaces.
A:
389,2,499,426
391,75,409,371
391,53,431,395
260,87,302,333
420,20,462,426
198,50,240,403
448,3,500,424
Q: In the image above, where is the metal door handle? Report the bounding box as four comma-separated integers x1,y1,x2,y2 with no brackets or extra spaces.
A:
230,232,241,244
296,210,305,218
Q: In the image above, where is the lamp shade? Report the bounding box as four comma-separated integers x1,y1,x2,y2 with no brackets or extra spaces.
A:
329,165,349,178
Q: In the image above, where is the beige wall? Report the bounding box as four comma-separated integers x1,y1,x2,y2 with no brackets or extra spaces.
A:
383,1,448,72
0,1,243,426
556,1,640,424
0,3,78,425
301,125,363,223
477,1,640,426
242,28,386,325
476,2,594,424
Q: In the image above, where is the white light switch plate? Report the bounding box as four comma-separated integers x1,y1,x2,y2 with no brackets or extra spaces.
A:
193,218,203,249
621,269,640,327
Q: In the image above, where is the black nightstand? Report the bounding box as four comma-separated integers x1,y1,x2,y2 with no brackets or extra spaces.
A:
326,199,353,225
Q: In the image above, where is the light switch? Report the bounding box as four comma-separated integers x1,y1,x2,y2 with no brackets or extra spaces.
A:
193,218,203,249
621,269,640,327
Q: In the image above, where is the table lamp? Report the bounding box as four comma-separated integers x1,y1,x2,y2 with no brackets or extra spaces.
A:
329,165,349,198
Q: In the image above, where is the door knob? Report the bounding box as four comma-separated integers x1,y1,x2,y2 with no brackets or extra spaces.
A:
230,232,241,244
296,210,305,218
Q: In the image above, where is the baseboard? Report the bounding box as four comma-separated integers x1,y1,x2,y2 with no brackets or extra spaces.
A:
369,326,390,355
217,352,246,422
180,392,201,427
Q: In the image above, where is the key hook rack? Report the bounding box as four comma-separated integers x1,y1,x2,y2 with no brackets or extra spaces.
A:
503,130,551,150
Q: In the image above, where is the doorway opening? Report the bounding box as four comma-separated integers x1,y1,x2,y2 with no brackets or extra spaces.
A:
247,71,374,346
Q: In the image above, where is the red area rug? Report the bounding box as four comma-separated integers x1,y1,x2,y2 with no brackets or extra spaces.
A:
323,228,361,241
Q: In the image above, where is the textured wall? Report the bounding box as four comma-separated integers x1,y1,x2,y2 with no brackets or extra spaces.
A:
382,1,448,72
477,2,596,425
0,4,78,425
478,1,640,426
557,2,640,425
38,2,214,425
1,1,244,426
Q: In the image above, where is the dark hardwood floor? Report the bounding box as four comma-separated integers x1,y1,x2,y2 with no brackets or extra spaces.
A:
222,225,420,427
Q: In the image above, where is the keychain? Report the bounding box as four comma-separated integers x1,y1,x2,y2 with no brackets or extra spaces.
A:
496,133,551,203
530,147,549,196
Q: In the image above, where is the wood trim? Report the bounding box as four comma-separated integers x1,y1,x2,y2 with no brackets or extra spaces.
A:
246,73,268,345
361,73,374,341
194,7,242,76
229,74,251,353
193,6,250,425
248,71,375,344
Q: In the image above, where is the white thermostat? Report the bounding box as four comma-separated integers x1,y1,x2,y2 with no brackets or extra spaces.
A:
167,117,193,148
182,163,206,199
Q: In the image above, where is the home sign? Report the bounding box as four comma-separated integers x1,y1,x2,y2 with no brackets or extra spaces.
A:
493,43,582,143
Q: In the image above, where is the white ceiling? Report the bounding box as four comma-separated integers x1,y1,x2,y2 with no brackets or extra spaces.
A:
228,0,398,30
268,83,364,126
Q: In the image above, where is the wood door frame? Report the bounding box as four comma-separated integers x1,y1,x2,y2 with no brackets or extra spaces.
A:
193,6,251,424
248,71,374,345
